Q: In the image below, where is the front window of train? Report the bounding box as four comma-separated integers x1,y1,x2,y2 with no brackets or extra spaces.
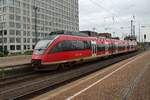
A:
34,40,52,55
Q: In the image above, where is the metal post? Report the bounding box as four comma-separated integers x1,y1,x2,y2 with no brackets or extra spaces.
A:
35,8,38,44
133,25,135,37
131,20,133,36
92,27,96,37
144,34,146,50
113,32,115,37
139,24,140,42
0,22,4,55
33,0,38,45
2,27,4,55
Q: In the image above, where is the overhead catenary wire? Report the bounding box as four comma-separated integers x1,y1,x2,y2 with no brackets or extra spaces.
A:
79,0,110,31
88,0,118,30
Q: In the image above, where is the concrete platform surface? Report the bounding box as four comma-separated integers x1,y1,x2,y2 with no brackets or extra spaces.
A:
0,55,31,67
32,50,150,100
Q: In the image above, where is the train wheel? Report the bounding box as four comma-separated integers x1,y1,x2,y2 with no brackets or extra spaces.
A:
58,63,73,71
57,64,65,71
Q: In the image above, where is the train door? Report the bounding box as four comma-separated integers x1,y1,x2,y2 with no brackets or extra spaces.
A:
112,42,115,55
109,43,113,55
105,41,109,55
111,40,115,55
91,41,97,56
115,42,118,54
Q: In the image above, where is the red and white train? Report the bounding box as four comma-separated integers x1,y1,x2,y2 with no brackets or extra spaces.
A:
31,33,138,70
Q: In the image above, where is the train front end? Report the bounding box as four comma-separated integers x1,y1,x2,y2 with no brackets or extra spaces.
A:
31,39,52,67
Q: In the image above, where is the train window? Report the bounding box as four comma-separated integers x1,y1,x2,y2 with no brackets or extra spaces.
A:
35,40,52,50
50,42,63,53
71,40,90,50
108,44,112,50
118,45,121,49
51,41,73,53
62,41,73,51
84,41,91,49
71,40,78,50
97,44,105,51
112,44,116,50
73,41,84,50
50,40,88,53
105,44,109,50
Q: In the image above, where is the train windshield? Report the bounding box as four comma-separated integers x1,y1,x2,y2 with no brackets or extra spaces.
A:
35,40,51,50
34,40,52,55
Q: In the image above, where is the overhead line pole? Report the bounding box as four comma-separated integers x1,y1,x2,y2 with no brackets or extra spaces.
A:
33,0,38,45
139,24,140,42
0,22,4,55
131,20,133,36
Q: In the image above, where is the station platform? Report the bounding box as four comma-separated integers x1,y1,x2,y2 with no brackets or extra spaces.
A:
32,50,150,100
0,55,31,67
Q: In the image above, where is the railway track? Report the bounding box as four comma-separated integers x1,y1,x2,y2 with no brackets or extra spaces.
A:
0,51,142,99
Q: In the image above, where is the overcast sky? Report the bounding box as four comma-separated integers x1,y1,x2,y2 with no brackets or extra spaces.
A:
79,0,150,41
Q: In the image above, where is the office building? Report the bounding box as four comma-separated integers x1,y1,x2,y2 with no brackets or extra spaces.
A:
0,0,79,53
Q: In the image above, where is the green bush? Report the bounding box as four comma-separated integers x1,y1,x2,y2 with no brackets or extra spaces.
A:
4,50,9,55
0,49,9,57
10,52,22,56
0,52,4,57
24,50,33,55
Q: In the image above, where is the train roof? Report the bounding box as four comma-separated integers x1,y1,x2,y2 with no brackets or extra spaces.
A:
41,35,58,40
50,31,89,37
42,34,96,40
40,34,137,44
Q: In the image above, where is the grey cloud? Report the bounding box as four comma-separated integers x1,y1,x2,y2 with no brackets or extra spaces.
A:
79,0,150,41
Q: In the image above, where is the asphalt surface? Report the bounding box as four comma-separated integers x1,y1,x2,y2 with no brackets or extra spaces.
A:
32,50,150,100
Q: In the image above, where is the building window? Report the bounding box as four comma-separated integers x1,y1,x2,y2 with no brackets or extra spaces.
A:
16,8,21,14
15,1,20,7
23,31,26,36
16,45,21,50
10,45,15,50
24,45,26,50
23,17,26,22
27,38,30,43
3,7,7,12
23,38,26,43
4,38,7,43
9,0,15,5
0,38,2,43
32,45,35,49
9,7,14,13
9,22,15,28
16,38,21,43
27,32,30,36
4,30,7,35
9,30,15,35
23,24,26,29
10,38,15,43
16,15,21,21
16,23,21,28
27,45,30,49
9,14,14,20
16,30,21,36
